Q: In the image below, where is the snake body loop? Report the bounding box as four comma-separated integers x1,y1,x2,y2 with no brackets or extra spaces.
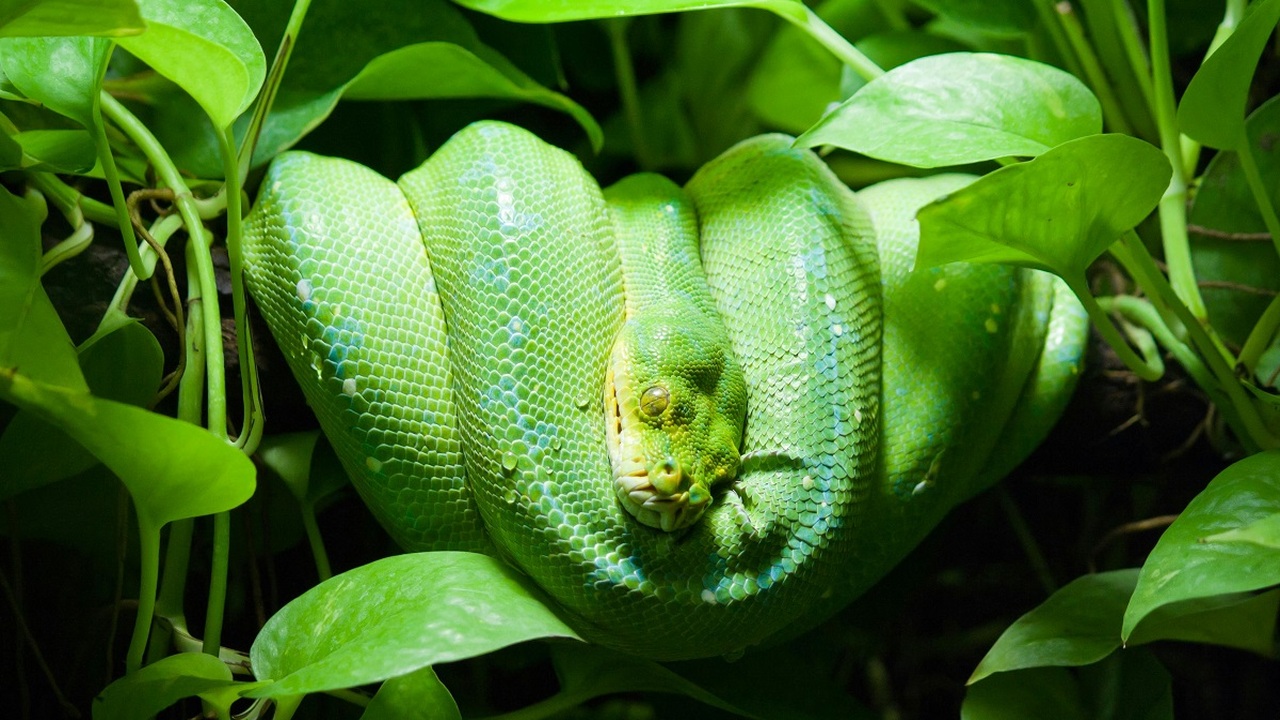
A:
243,121,1087,660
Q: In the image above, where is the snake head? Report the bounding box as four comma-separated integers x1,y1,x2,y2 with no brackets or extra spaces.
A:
606,314,746,532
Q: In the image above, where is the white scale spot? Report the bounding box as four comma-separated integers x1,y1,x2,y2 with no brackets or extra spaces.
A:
802,475,814,490
342,378,357,396
296,278,312,303
700,589,717,605
934,278,947,291
833,323,843,336
824,293,837,311
985,318,998,333
662,203,676,214
854,408,863,423
366,457,383,473
912,481,929,496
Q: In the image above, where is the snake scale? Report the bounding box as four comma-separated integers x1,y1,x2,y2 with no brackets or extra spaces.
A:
242,121,1086,660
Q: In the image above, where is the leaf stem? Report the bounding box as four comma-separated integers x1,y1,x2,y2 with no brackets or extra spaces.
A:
605,19,651,170
1240,294,1280,373
1054,2,1131,134
1146,0,1206,321
1235,140,1280,259
1063,273,1163,381
1112,232,1278,450
300,505,333,581
201,511,231,658
779,4,883,82
1032,0,1086,80
92,111,147,281
218,126,263,455
124,523,160,673
238,0,314,183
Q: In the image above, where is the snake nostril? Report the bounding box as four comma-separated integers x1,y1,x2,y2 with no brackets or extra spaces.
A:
651,457,681,495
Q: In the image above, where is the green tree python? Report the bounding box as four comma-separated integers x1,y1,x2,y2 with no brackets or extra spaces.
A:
242,121,1086,661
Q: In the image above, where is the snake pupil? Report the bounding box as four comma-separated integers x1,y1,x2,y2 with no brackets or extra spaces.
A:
640,385,669,416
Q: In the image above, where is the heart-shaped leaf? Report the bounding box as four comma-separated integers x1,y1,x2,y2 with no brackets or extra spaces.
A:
1122,450,1280,640
454,0,809,24
1177,0,1280,150
92,653,236,720
0,35,110,128
0,0,144,37
247,552,580,698
797,53,1101,167
361,666,461,720
116,0,265,129
915,134,1170,279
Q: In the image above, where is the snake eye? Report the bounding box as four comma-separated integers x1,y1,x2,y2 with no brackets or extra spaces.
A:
640,385,669,416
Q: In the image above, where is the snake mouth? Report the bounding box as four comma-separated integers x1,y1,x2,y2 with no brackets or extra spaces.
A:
605,355,708,532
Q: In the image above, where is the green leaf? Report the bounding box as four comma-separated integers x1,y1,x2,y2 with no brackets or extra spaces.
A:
257,431,348,506
12,127,96,171
970,570,1137,684
915,134,1169,277
90,652,235,720
0,371,254,526
246,552,580,698
362,667,461,720
344,41,601,151
1187,93,1280,348
1177,0,1280,150
116,0,265,129
912,0,1036,34
454,0,809,24
0,184,86,392
1123,450,1280,640
962,667,1089,720
0,311,164,499
796,53,1101,167
1205,512,1280,550
0,0,143,37
1128,590,1279,656
0,35,110,128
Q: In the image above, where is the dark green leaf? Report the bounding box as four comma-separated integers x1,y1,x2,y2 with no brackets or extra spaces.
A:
0,0,143,37
246,552,580,698
1187,93,1280,347
1128,590,1279,656
0,370,255,526
1077,651,1174,720
796,53,1100,167
0,35,110,127
1123,450,1280,640
117,0,265,129
912,0,1036,34
915,134,1169,278
12,127,95,171
91,652,235,720
257,431,348,506
1177,0,1280,150
962,667,1088,720
362,667,461,720
0,184,86,392
970,570,1136,684
0,310,164,499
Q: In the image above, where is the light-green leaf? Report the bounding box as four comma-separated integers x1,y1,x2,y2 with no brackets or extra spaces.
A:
12,128,96,171
0,184,85,392
915,134,1169,277
0,35,110,128
344,41,602,152
1123,450,1280,640
1177,0,1280,150
361,667,461,720
91,652,235,720
796,53,1101,167
0,0,143,37
116,0,264,129
1204,512,1280,550
246,552,581,698
912,0,1036,34
454,0,809,24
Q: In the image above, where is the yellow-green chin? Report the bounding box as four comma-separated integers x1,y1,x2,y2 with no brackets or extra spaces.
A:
613,460,712,532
